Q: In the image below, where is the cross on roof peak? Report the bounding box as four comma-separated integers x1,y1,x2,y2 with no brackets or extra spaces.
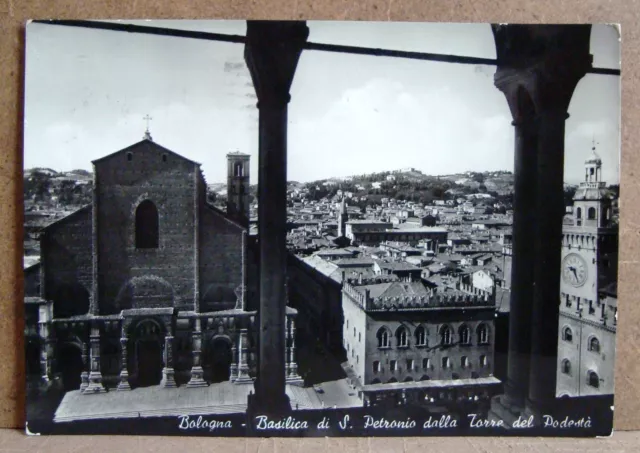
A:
143,114,153,141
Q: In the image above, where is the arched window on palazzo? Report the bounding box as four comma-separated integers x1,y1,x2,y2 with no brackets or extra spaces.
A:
588,336,601,353
477,324,489,345
459,324,471,345
561,359,572,375
415,325,427,347
587,370,600,388
440,325,452,345
562,326,573,342
396,326,409,347
135,200,159,249
377,327,391,348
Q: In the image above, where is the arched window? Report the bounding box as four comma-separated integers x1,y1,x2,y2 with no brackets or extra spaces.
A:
588,336,601,353
420,375,430,381
372,361,380,373
477,324,489,344
561,359,571,375
587,370,600,388
562,326,573,342
440,325,452,345
396,326,408,347
479,355,488,367
135,200,159,249
461,356,470,368
422,358,431,369
234,162,244,177
377,327,390,348
415,326,427,346
459,325,471,345
576,207,582,219
588,207,596,220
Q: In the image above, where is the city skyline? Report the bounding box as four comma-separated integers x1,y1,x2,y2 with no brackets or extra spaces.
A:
25,21,620,185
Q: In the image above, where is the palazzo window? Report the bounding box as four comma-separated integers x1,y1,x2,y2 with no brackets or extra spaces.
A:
587,370,600,388
373,360,381,373
461,356,470,368
588,336,601,353
561,359,571,375
480,355,488,367
440,325,452,345
135,200,159,249
390,360,397,371
415,325,427,347
377,327,391,349
396,326,409,348
441,357,451,369
406,359,414,371
477,324,489,345
459,325,471,345
588,207,596,220
562,326,573,342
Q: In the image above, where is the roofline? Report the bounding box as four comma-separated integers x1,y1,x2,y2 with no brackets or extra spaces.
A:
203,202,247,231
42,204,92,231
91,138,202,166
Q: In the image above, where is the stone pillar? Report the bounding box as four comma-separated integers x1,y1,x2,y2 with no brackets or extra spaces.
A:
286,317,303,385
235,328,252,383
80,340,90,391
525,109,571,417
187,318,207,387
244,20,309,415
117,330,131,391
83,324,106,394
162,332,177,388
37,306,54,382
487,24,592,425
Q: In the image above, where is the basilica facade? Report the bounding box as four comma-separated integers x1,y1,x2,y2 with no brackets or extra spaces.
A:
24,134,301,394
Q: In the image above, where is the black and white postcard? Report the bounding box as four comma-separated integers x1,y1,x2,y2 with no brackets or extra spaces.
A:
23,20,621,437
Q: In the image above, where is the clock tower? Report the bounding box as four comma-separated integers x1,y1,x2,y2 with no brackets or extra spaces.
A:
556,147,618,397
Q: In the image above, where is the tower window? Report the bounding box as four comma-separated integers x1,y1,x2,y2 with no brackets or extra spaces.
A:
127,152,133,162
561,359,571,375
576,207,582,219
234,162,244,177
588,207,596,220
162,153,167,162
588,336,601,353
135,200,159,249
587,370,600,388
562,326,573,342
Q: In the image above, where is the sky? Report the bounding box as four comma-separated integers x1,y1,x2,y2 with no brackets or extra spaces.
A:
24,21,621,185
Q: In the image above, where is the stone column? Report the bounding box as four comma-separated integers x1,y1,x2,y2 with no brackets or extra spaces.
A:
117,328,131,391
525,108,571,417
244,20,309,415
487,24,592,425
80,340,90,391
230,340,238,381
83,324,106,394
286,317,303,385
37,309,54,382
235,328,252,383
187,318,207,387
162,331,177,388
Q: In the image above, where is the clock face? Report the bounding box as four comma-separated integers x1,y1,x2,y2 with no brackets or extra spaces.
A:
562,253,588,287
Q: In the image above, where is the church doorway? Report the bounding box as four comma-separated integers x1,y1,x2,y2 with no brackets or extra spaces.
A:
132,319,164,388
57,343,83,392
205,336,232,384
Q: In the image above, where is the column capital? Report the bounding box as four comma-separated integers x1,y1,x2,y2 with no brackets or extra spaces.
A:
492,24,593,124
244,21,309,109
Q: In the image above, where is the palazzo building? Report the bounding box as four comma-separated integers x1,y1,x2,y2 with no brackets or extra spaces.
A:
24,133,302,394
341,277,501,407
556,151,618,397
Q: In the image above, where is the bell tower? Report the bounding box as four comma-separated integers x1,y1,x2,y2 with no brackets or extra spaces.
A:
573,144,612,229
226,151,251,226
337,196,349,237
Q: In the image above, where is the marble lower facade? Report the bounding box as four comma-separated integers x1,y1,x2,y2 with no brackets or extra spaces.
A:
27,300,303,394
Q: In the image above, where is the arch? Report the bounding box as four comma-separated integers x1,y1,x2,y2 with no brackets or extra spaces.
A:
587,370,600,388
562,326,573,342
561,359,572,375
387,377,398,384
57,342,84,392
52,282,90,318
204,335,233,384
420,375,430,381
439,324,452,345
588,336,601,353
131,318,165,388
135,200,159,249
115,276,175,311
477,323,490,344
576,207,582,219
404,376,414,382
396,326,409,347
371,378,381,384
587,207,596,220
458,324,471,345
377,326,391,348
414,325,427,346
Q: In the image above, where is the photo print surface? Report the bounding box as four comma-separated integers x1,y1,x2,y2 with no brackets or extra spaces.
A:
23,20,621,437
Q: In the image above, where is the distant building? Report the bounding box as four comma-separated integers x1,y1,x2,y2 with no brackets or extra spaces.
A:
556,151,618,398
341,277,500,407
